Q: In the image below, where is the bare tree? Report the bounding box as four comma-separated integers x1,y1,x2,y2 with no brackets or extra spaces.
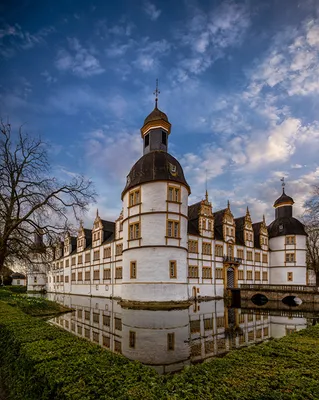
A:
0,120,96,275
304,184,319,285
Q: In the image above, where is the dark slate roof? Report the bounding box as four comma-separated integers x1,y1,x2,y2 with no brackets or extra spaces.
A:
234,216,245,246
188,202,201,220
268,217,306,238
101,220,115,233
11,272,26,279
213,209,227,241
122,151,190,199
213,209,227,226
83,229,92,248
188,220,199,236
274,189,294,207
252,222,262,249
143,106,168,125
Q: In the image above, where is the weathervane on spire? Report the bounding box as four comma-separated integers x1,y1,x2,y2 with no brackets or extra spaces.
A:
280,177,285,192
153,78,160,108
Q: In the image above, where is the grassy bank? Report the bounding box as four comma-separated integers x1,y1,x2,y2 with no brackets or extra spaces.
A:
1,300,319,399
0,287,71,317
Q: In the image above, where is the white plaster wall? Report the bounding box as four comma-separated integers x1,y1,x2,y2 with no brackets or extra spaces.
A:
12,278,26,286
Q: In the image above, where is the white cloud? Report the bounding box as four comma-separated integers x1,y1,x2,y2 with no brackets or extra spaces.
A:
41,70,57,84
55,38,104,78
144,2,162,21
0,23,54,58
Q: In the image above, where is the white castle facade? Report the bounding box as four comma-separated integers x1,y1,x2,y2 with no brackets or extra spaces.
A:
44,101,308,303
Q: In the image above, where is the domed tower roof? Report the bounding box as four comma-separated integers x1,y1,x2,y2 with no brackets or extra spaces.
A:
122,151,190,199
143,105,169,125
273,189,294,207
268,217,306,238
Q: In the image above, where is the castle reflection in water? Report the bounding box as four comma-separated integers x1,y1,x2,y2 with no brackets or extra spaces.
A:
48,293,311,374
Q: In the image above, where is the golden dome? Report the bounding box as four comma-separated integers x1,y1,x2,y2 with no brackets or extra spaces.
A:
143,105,169,125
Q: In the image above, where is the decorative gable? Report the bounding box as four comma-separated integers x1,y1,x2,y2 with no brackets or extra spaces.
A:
92,209,104,247
198,191,214,238
64,232,71,256
77,221,86,252
260,215,268,249
244,207,254,246
223,202,235,242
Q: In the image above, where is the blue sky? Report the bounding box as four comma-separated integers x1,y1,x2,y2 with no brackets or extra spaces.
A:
1,0,319,226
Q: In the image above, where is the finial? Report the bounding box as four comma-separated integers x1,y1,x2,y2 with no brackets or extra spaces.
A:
96,208,99,218
246,206,250,215
280,177,285,193
263,214,266,224
227,200,230,209
205,189,209,202
153,78,160,108
80,219,83,228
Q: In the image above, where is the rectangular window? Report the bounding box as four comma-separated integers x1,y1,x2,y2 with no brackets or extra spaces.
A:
77,309,83,319
167,220,180,238
71,272,76,281
85,253,90,263
215,268,223,279
262,271,268,281
93,313,99,323
255,253,260,262
129,331,136,348
115,267,122,279
85,310,90,321
216,316,225,328
93,250,100,261
204,317,213,330
190,319,200,333
215,244,223,257
84,328,90,339
93,270,99,280
287,272,293,281
78,254,83,264
285,253,295,262
168,186,180,202
103,247,111,258
103,335,110,348
130,261,137,279
60,275,63,283
93,331,99,343
85,271,90,281
114,317,122,331
188,240,198,253
162,131,167,145
238,270,244,280
103,315,110,326
237,249,244,259
264,327,269,336
255,271,261,281
71,257,76,266
202,267,212,279
66,259,69,268
262,254,268,263
129,222,140,240
116,244,123,256
145,134,149,147
167,333,175,350
169,260,177,278
129,189,140,207
77,271,83,281
247,251,253,261
65,275,69,283
247,270,253,280
202,242,212,255
286,236,295,245
103,268,111,280
188,265,199,278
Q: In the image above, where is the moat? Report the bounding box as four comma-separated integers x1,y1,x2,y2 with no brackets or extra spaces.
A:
47,293,319,374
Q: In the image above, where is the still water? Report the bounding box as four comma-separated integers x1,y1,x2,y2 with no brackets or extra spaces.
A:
47,293,317,374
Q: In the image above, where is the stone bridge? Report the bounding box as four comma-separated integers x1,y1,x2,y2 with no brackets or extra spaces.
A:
228,284,319,304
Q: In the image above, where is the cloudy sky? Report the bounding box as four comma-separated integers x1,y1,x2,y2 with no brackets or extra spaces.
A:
1,0,319,226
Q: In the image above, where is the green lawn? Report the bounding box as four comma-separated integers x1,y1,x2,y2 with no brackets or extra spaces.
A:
1,297,319,399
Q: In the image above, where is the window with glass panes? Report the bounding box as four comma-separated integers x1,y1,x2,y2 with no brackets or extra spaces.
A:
202,242,211,255
202,267,212,278
129,222,140,240
188,240,198,253
168,186,180,202
167,220,179,238
188,265,199,278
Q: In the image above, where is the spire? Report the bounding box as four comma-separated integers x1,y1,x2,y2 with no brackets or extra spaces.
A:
263,214,266,224
153,78,160,109
280,177,285,193
246,206,249,215
96,208,99,218
227,200,230,209
205,189,209,202
80,219,83,228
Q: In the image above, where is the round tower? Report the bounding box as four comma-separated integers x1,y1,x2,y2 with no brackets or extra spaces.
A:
121,87,190,303
268,183,307,285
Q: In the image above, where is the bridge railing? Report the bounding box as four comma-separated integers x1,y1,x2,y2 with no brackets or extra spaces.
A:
239,284,319,293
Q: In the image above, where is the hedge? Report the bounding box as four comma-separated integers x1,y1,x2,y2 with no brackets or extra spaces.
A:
1,300,319,399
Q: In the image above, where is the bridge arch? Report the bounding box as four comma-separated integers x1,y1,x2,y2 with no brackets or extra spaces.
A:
251,293,268,306
282,296,302,307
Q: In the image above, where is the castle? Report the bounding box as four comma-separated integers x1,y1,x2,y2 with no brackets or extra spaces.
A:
44,96,308,303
